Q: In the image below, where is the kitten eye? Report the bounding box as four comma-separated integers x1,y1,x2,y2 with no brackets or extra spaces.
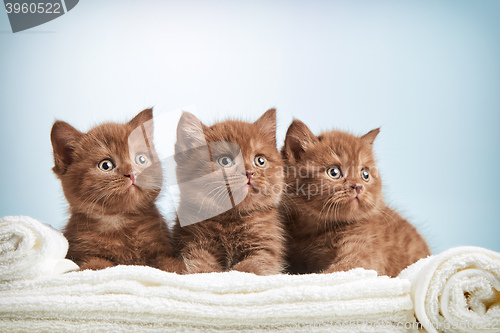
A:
361,169,370,182
254,155,267,168
98,159,115,172
217,155,234,168
135,153,149,166
326,166,342,179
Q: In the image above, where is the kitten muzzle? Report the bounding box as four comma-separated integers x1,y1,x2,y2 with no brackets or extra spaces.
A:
352,184,363,195
124,171,137,186
348,183,364,201
245,170,255,188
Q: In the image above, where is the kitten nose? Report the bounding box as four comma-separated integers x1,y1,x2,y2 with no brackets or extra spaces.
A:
246,170,255,180
125,171,137,184
351,183,363,195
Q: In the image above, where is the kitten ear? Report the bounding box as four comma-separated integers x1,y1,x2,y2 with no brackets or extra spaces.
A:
129,107,153,129
361,128,380,145
175,112,207,154
283,119,317,162
50,121,84,175
254,108,277,145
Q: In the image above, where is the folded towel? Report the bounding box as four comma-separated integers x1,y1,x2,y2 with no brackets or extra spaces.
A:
0,264,417,332
0,215,79,281
399,246,500,333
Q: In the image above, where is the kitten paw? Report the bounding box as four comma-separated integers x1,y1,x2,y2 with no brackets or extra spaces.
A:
183,249,223,274
79,257,115,271
232,258,283,275
155,256,186,273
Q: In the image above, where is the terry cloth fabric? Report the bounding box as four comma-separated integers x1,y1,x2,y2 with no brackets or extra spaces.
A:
0,215,78,281
399,246,500,333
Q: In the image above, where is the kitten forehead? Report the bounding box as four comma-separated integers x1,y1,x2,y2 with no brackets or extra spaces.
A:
312,130,375,167
85,124,128,148
205,120,276,156
74,122,141,166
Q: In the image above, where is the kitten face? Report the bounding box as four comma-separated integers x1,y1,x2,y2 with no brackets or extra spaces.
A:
51,109,162,215
175,109,284,226
282,120,383,223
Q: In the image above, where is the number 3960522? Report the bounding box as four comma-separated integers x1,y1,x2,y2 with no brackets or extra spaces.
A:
5,2,61,14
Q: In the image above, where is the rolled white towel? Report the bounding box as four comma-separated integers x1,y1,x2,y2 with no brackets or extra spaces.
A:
399,246,500,333
0,216,79,281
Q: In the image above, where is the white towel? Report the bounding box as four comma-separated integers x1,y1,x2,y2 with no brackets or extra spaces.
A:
399,246,500,333
0,265,417,332
0,215,79,281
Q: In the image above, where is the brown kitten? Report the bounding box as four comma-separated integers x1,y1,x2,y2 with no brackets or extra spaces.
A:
281,120,430,277
51,108,184,272
173,109,285,275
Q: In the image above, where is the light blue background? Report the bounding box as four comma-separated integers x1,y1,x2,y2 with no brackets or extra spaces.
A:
1,0,499,254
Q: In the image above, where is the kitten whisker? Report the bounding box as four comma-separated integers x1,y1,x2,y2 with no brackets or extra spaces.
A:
197,185,227,215
76,184,107,203
200,180,230,189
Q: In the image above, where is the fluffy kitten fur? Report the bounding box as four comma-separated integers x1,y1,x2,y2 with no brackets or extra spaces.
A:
51,108,183,272
173,109,285,275
281,120,430,277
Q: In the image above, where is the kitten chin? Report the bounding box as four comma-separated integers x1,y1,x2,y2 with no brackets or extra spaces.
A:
281,120,430,277
51,108,184,273
173,109,286,275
